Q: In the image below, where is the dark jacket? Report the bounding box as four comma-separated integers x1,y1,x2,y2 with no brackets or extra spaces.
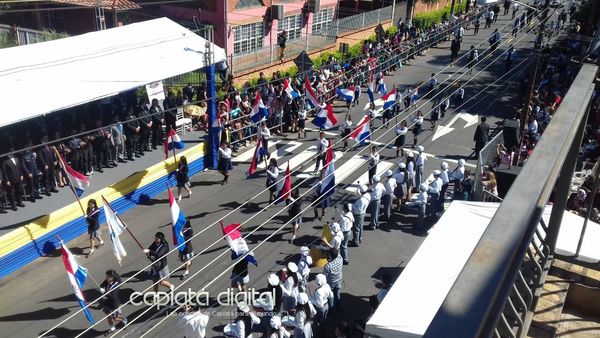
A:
150,105,164,124
86,207,101,232
123,114,139,135
474,122,490,145
136,104,152,127
100,277,122,310
2,156,22,182
37,145,56,170
149,241,169,271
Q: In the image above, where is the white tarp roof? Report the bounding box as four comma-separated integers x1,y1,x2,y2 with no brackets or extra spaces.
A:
365,201,600,338
0,17,226,128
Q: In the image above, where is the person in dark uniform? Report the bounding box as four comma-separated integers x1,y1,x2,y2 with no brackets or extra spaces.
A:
163,91,178,133
136,98,152,153
67,131,83,173
99,269,127,333
2,152,25,210
473,116,490,157
143,232,175,292
92,119,111,173
149,99,164,150
80,124,94,176
123,107,140,161
37,135,58,196
179,219,194,280
21,142,41,202
0,168,6,213
86,198,104,256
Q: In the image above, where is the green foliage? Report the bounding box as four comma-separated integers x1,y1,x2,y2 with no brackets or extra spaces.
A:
39,29,68,42
413,0,467,29
0,31,17,48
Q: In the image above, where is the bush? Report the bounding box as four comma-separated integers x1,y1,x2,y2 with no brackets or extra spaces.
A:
413,1,467,29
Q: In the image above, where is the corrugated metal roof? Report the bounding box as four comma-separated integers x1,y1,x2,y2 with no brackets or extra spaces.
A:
49,0,142,10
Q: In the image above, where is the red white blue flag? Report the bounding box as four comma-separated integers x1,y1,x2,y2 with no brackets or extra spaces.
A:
349,115,371,144
382,88,397,110
164,128,184,159
58,154,89,197
250,93,269,123
246,137,264,177
222,223,258,266
283,78,300,99
168,189,187,252
275,163,291,205
311,103,337,130
60,241,95,324
336,86,355,102
304,77,320,108
318,141,335,198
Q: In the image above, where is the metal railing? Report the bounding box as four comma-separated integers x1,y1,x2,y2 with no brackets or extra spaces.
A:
0,24,66,47
424,63,597,338
230,5,394,74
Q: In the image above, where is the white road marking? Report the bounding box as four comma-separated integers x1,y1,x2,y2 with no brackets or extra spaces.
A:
233,140,280,163
257,141,302,170
296,150,344,178
431,111,479,141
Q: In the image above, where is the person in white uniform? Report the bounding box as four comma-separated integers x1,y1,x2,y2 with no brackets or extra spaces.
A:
439,162,450,212
351,184,371,247
405,183,428,227
335,204,354,265
369,176,385,229
268,315,291,338
415,146,427,187
382,170,397,221
427,170,443,219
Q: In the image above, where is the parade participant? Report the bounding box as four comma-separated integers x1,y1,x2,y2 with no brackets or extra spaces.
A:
86,199,104,257
415,146,427,187
227,302,261,338
218,141,233,185
99,270,127,332
179,219,194,280
297,246,313,289
311,273,333,325
143,232,175,292
176,156,192,202
351,184,370,247
451,159,466,195
268,315,291,338
439,162,450,212
468,45,479,74
297,106,307,139
368,145,380,182
260,121,272,167
20,145,41,202
313,170,331,221
412,111,424,147
230,255,250,292
336,204,354,265
394,163,408,209
382,170,397,222
341,114,353,151
321,222,343,253
288,187,302,243
489,28,501,53
369,176,385,229
267,158,279,204
405,151,415,195
293,293,315,338
394,120,408,157
474,116,490,157
405,184,428,227
314,132,328,174
281,262,300,312
427,170,443,219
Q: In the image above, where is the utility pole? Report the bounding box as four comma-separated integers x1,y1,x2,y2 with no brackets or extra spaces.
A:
392,0,397,24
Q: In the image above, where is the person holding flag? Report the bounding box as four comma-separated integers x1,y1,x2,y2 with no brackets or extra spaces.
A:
287,187,302,244
266,158,280,204
99,270,128,333
313,131,329,175
341,114,353,151
102,198,128,266
221,222,258,292
163,128,185,160
85,199,104,257
349,115,371,145
246,137,263,177
59,240,95,324
313,141,335,221
143,232,175,292
367,72,375,103
311,103,337,131
304,77,320,109
179,219,194,280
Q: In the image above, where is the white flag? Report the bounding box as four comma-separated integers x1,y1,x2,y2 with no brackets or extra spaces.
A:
103,203,127,265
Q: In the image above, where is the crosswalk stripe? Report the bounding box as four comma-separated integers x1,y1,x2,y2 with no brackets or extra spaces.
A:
344,161,395,192
287,145,317,172
257,141,302,169
232,140,280,163
333,155,368,184
296,150,344,178
304,128,338,136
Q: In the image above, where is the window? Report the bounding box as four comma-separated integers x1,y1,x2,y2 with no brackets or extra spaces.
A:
277,14,302,41
235,0,263,10
233,22,264,55
312,8,334,34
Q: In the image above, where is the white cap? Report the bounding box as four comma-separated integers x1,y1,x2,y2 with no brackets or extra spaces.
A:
433,170,441,176
298,293,309,305
237,302,250,313
419,183,428,192
300,246,310,256
372,175,381,183
406,150,414,157
417,145,424,153
270,315,282,329
398,162,406,169
315,273,327,287
330,222,341,233
458,159,465,166
287,262,298,273
385,170,393,177
359,184,369,193
268,273,280,286
441,162,449,170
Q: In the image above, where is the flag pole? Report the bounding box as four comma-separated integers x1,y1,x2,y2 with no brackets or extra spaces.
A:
101,195,146,256
171,128,178,164
54,149,86,217
56,235,102,288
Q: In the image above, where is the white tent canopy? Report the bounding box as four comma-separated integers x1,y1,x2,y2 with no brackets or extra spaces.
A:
0,18,226,128
365,201,600,338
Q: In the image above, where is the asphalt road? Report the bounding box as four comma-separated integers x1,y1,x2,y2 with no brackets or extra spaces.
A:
0,10,541,338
